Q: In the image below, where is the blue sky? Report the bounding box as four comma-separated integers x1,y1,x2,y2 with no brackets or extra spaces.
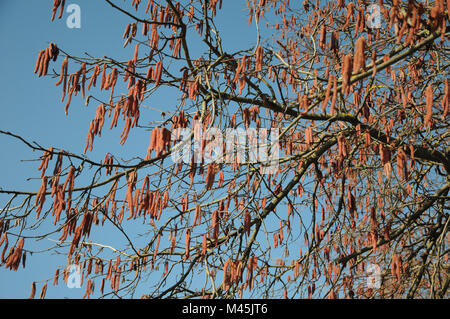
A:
0,0,263,298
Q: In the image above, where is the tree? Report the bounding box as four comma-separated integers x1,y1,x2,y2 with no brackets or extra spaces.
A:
0,0,449,299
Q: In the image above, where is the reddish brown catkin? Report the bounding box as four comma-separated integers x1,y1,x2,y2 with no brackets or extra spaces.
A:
51,1,59,21
330,75,337,115
42,47,52,76
442,79,449,119
29,282,36,299
58,0,66,19
37,49,47,77
153,233,161,262
55,57,68,86
133,44,139,63
319,25,326,50
255,46,263,72
202,234,207,256
330,31,339,52
80,63,87,99
371,50,377,77
322,73,332,112
184,228,191,260
342,53,353,96
39,283,47,299
205,164,216,190
353,36,366,73
53,268,59,286
123,24,131,39
154,61,163,86
447,0,450,21
34,50,44,74
100,63,107,90
425,84,433,127
218,170,224,187
87,64,100,90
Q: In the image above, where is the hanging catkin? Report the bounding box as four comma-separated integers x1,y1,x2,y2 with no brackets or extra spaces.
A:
342,54,353,96
53,269,59,286
424,84,433,127
218,170,224,187
87,64,99,90
322,73,332,112
442,79,448,119
212,210,219,244
29,282,36,299
153,233,161,262
184,228,191,260
353,37,366,73
39,283,47,299
255,46,263,72
100,63,107,90
202,234,207,256
330,31,339,53
447,0,450,21
154,61,163,86
55,57,68,86
330,75,337,115
319,25,326,50
205,163,216,190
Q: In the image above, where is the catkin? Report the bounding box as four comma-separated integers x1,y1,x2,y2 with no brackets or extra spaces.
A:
330,75,337,115
322,73,332,112
244,210,251,235
223,259,230,291
150,127,159,154
58,0,66,19
442,79,449,119
35,177,48,219
55,57,68,86
255,46,263,72
1,233,8,263
34,50,44,74
305,126,313,146
37,49,47,77
396,148,407,180
87,64,100,90
202,234,207,256
153,233,161,262
330,31,339,53
29,282,36,299
353,37,366,73
123,24,131,39
205,164,216,190
184,228,191,260
53,269,60,286
39,283,47,299
447,0,450,21
42,47,51,76
100,63,106,90
425,84,433,127
218,170,224,188
319,25,326,50
154,61,163,86
133,44,139,63
342,53,353,96
212,210,219,244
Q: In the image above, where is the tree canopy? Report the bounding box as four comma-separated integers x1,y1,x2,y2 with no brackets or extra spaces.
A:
0,0,449,299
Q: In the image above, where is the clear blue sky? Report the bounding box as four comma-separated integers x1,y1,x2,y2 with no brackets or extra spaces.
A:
0,0,270,298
